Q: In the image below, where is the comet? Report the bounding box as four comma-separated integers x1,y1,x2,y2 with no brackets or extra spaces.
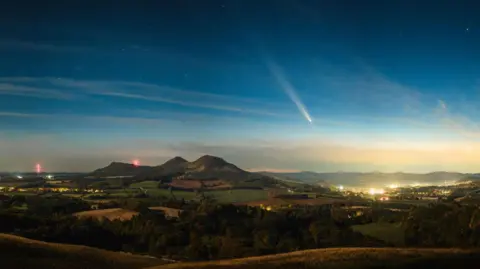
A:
266,60,313,123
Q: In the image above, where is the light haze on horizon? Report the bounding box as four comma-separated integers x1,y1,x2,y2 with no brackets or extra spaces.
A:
1,1,479,173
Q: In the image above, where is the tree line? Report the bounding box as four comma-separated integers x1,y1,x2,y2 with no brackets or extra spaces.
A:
3,194,480,261
0,195,384,261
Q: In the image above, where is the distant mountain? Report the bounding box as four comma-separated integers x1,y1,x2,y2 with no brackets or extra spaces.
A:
456,174,480,184
260,171,328,186
137,156,189,179
260,171,468,187
90,155,278,188
184,155,251,180
90,162,152,177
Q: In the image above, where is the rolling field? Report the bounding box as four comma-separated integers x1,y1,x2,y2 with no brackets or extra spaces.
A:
383,200,433,207
352,222,405,246
236,196,345,207
130,181,158,188
148,248,480,269
0,233,166,269
74,208,140,221
107,188,269,203
4,234,480,269
74,207,183,220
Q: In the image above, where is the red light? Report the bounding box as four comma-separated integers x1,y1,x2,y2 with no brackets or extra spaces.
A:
132,159,140,167
36,163,42,174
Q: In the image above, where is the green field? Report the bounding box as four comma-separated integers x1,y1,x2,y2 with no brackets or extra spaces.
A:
130,181,158,188
352,222,405,246
107,187,268,203
4,191,37,196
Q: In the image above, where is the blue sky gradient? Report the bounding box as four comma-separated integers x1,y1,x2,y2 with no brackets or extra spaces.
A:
1,0,479,172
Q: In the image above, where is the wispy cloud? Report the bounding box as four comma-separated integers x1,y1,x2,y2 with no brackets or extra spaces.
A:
0,76,294,118
47,78,279,106
0,112,46,118
0,109,296,131
303,60,480,141
0,39,91,53
0,83,75,99
0,111,169,126
92,91,289,117
434,99,480,139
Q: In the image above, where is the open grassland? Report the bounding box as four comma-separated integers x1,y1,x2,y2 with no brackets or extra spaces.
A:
352,222,405,246
0,234,166,269
148,248,480,269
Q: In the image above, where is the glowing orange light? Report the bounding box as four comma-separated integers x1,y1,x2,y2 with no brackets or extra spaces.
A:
132,159,140,167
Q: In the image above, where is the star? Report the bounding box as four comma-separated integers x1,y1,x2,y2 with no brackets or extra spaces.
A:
466,27,470,32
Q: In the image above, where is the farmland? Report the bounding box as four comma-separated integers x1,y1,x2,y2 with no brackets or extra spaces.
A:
352,222,405,246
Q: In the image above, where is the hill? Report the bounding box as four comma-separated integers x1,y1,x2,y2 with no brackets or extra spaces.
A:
90,162,152,177
148,248,480,269
456,174,480,184
0,233,166,269
183,155,251,180
260,171,328,186
136,157,189,180
261,171,467,187
91,156,280,189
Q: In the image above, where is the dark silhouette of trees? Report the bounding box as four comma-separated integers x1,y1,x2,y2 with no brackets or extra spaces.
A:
2,195,388,261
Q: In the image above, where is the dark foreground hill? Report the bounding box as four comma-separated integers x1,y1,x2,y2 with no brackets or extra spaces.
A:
149,248,480,269
2,234,480,269
0,234,166,269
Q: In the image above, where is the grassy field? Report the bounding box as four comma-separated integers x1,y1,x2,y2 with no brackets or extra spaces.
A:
130,181,159,188
0,233,167,269
4,234,480,269
383,200,433,207
74,208,140,221
148,248,480,269
75,207,183,221
107,188,269,203
352,222,405,246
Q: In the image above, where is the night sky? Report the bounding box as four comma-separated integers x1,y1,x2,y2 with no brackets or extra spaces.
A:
1,0,479,172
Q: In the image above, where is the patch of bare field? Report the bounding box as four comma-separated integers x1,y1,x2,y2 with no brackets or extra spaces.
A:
74,207,183,221
149,206,183,218
74,208,139,221
147,248,480,269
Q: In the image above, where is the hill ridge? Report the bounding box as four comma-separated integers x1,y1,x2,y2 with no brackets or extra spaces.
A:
0,233,166,269
147,247,480,269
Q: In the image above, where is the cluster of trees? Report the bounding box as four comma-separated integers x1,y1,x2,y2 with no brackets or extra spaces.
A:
7,194,480,261
404,203,480,247
0,195,384,261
